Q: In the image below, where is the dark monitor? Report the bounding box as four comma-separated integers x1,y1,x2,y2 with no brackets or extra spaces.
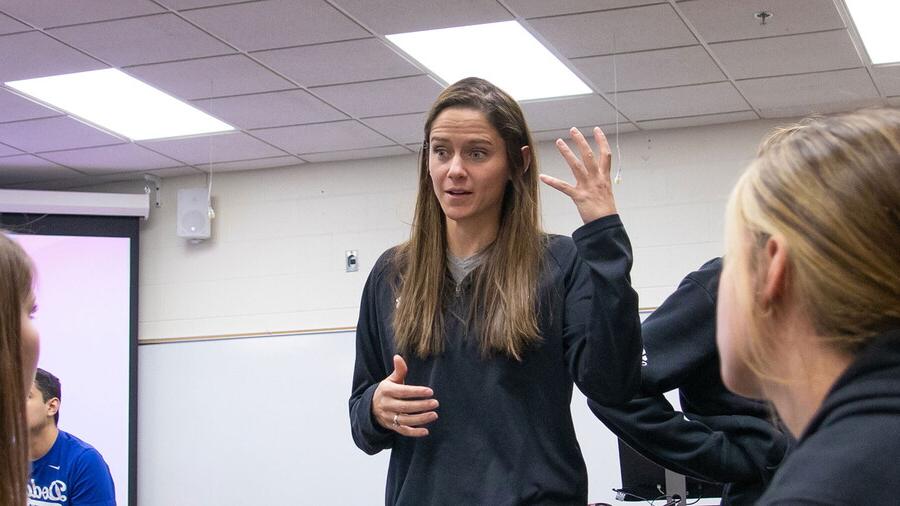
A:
617,440,724,502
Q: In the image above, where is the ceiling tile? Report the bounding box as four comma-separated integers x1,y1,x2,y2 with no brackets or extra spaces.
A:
3,176,106,191
155,0,251,9
872,65,900,96
182,0,368,51
140,132,286,165
22,170,174,190
531,123,638,142
507,0,664,18
1,0,880,188
677,0,844,43
311,75,443,118
738,68,881,118
192,89,346,129
253,38,422,87
207,155,303,172
40,143,184,174
0,155,81,186
709,30,862,80
331,0,511,34
614,82,748,120
361,113,426,145
251,120,393,154
48,13,234,67
528,4,697,58
0,0,164,29
574,45,725,92
0,116,124,152
0,88,63,123
0,31,106,82
636,110,758,130
0,12,30,34
0,143,24,157
521,94,621,131
302,145,411,163
126,55,293,101
146,166,203,178
74,172,158,185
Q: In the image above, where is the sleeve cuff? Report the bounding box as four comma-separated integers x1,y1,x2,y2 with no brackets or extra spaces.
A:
572,213,623,243
358,383,394,439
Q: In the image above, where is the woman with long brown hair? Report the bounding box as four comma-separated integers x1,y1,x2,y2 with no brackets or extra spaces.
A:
717,107,900,504
349,77,642,504
0,233,41,506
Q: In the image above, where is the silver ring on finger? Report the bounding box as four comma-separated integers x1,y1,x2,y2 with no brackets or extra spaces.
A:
392,413,400,427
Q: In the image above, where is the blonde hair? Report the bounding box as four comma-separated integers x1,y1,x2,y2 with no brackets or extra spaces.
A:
725,107,900,379
392,77,544,360
0,233,34,506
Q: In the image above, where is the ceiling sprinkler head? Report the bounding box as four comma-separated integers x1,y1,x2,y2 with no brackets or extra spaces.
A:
754,11,773,25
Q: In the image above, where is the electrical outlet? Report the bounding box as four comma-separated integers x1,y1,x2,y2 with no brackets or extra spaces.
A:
346,250,358,272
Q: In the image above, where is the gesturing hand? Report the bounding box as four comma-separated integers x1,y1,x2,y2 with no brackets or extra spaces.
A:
372,355,439,437
540,126,618,224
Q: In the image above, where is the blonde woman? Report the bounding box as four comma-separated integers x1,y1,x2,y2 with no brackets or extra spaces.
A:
349,78,642,505
717,107,900,504
0,233,41,506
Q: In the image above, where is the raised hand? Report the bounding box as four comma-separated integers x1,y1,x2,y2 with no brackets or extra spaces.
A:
540,126,618,224
372,355,439,437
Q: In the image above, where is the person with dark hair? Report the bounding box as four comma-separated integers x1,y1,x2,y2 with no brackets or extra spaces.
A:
589,258,790,505
349,77,642,504
27,368,116,506
0,233,40,506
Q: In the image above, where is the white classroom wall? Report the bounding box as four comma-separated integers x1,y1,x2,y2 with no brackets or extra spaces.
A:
88,117,786,505
135,117,782,342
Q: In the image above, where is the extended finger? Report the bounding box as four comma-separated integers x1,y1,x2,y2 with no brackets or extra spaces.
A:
555,138,587,182
383,382,434,399
394,424,430,438
592,127,612,177
570,127,597,173
386,398,440,415
539,174,576,197
395,411,438,427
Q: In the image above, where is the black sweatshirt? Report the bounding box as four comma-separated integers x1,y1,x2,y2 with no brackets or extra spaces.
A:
588,258,790,505
349,215,642,505
758,328,900,505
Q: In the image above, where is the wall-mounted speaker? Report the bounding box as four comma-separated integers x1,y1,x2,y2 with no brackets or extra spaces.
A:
176,188,211,240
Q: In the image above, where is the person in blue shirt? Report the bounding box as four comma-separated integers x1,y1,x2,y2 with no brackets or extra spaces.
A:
26,368,115,506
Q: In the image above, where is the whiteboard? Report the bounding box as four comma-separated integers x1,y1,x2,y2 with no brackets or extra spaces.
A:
138,330,659,505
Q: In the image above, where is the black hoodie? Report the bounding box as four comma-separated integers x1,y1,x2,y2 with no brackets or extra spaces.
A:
758,328,900,505
349,215,642,505
589,258,790,504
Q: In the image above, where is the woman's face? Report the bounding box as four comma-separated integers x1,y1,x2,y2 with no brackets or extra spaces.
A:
428,107,511,230
717,230,764,399
20,292,40,395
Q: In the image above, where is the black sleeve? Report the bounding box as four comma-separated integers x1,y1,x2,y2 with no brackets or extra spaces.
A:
589,395,785,485
588,257,788,486
639,258,721,394
564,214,642,405
348,258,395,455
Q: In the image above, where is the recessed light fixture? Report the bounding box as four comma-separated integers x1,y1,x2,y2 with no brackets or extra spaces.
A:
5,69,234,141
844,0,900,64
387,21,592,101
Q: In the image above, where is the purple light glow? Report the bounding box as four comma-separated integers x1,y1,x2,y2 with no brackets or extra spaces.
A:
14,233,131,506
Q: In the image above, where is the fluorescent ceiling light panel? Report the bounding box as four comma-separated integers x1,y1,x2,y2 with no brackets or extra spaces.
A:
844,0,900,64
387,21,591,101
5,69,234,141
